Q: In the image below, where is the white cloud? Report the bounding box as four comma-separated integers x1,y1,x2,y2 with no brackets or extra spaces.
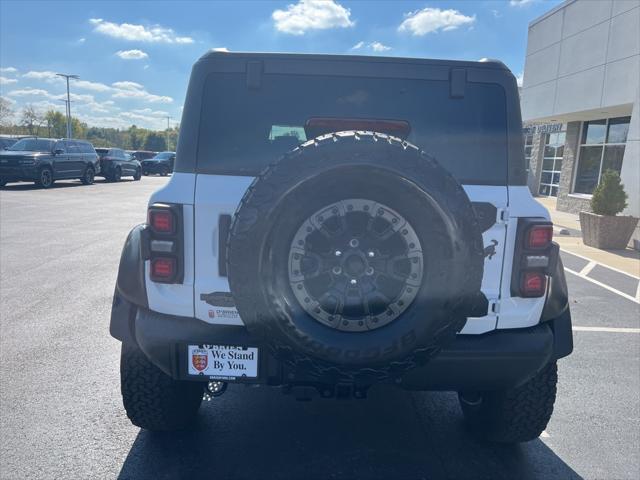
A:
1,67,18,74
74,79,112,92
509,0,536,6
130,108,169,117
23,70,60,81
370,41,391,52
8,88,53,98
78,37,86,43
89,18,193,44
350,41,391,53
111,81,143,90
398,7,475,36
0,76,18,85
112,87,173,104
116,49,149,60
272,0,354,35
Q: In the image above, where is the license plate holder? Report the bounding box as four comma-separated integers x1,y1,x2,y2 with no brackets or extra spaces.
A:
187,344,259,380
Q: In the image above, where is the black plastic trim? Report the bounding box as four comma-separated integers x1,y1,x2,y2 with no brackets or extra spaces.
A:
218,214,232,277
128,306,570,390
116,224,148,308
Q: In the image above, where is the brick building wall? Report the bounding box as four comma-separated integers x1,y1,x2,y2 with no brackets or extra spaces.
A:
556,121,592,214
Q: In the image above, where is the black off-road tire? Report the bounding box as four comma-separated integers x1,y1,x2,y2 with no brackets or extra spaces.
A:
120,343,204,431
227,131,485,381
36,166,54,188
133,168,142,181
81,166,95,185
459,361,558,443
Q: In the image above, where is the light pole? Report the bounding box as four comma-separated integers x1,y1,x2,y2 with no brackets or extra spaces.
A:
165,116,171,151
56,73,79,138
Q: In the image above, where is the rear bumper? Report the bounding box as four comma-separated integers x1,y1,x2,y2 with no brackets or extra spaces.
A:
141,162,168,173
111,289,572,391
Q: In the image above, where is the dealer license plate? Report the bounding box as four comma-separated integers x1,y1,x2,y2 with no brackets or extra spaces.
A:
188,344,258,379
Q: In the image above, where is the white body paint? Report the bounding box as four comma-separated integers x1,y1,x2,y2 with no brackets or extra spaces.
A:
145,175,551,334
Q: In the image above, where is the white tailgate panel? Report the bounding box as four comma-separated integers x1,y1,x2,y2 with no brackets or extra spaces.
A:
459,185,508,334
194,174,254,325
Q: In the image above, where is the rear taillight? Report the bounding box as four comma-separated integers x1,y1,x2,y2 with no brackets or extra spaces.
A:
146,204,183,283
148,209,174,234
511,219,557,298
526,225,553,249
520,271,546,297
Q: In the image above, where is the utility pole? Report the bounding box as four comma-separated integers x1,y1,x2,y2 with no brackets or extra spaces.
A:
56,73,79,138
58,99,73,137
165,116,171,151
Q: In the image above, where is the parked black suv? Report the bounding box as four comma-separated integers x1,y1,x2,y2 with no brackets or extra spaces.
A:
141,151,175,176
0,138,99,188
130,150,155,162
96,148,142,182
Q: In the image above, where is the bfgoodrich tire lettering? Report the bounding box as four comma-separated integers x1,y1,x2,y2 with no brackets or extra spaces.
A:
227,131,485,380
120,343,203,431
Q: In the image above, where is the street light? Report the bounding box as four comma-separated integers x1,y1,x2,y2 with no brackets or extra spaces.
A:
56,73,79,138
165,116,171,151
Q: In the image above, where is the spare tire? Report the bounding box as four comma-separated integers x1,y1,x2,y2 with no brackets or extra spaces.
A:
227,131,485,380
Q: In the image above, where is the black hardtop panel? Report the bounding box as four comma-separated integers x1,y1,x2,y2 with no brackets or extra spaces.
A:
176,52,525,185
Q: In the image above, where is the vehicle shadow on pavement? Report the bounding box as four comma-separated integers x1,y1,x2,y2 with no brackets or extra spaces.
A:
117,387,581,480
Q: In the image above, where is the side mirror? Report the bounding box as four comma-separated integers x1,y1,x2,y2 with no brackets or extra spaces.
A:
53,149,64,155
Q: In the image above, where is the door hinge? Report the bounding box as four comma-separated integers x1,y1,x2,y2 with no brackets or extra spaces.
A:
488,299,500,315
496,208,509,224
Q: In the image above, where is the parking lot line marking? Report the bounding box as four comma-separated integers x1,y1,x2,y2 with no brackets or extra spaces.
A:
579,261,597,276
561,249,640,280
564,267,640,304
636,282,640,303
573,326,640,333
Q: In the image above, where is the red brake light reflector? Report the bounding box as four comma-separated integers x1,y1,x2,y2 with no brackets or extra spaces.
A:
149,209,174,234
526,225,553,249
151,257,175,280
520,271,546,297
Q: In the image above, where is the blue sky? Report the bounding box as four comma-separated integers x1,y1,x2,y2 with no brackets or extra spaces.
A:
0,0,561,131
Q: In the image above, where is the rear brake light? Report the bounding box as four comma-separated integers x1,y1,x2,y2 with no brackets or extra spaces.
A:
148,209,174,234
305,117,411,139
520,271,546,297
151,257,176,281
526,225,553,249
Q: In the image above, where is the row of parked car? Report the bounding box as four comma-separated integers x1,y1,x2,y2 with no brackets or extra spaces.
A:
0,136,175,188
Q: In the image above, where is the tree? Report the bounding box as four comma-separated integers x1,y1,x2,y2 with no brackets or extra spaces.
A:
591,170,628,216
143,132,166,151
128,125,144,149
45,110,67,138
20,105,44,135
0,96,14,132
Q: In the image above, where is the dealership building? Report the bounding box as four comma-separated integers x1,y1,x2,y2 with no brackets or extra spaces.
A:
520,0,639,244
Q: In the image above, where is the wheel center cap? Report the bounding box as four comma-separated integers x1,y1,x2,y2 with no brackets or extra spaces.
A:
344,254,365,276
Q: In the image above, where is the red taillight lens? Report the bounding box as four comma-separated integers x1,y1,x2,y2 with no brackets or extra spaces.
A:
151,257,175,280
520,271,546,297
148,209,174,234
526,225,553,249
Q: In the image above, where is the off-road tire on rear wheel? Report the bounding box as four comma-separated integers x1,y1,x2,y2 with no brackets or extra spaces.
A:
458,361,558,443
36,166,54,188
133,168,142,181
227,131,485,382
81,166,95,185
120,343,204,431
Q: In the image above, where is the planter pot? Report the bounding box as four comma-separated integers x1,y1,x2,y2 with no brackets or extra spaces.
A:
579,211,639,250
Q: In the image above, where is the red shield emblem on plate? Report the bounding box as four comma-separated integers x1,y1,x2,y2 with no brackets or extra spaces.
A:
192,353,208,371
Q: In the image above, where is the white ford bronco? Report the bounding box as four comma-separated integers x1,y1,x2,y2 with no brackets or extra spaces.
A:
110,52,572,443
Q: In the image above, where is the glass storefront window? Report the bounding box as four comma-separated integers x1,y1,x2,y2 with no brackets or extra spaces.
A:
574,116,630,195
538,129,565,197
524,133,533,172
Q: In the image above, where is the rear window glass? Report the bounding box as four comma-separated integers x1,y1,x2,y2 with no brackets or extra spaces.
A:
197,73,508,184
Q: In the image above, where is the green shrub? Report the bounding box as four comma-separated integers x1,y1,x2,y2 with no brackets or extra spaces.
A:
590,170,628,216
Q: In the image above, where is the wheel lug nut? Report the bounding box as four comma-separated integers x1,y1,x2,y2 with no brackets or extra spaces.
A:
367,251,375,258
332,266,342,275
335,250,342,257
350,279,357,285
349,239,359,248
365,267,374,276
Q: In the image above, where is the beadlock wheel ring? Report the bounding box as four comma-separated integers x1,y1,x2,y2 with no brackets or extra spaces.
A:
288,198,423,332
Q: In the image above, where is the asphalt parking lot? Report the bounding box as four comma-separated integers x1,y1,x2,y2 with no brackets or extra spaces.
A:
1,177,639,480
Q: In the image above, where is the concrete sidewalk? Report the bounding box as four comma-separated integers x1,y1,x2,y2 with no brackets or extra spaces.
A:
536,196,640,278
